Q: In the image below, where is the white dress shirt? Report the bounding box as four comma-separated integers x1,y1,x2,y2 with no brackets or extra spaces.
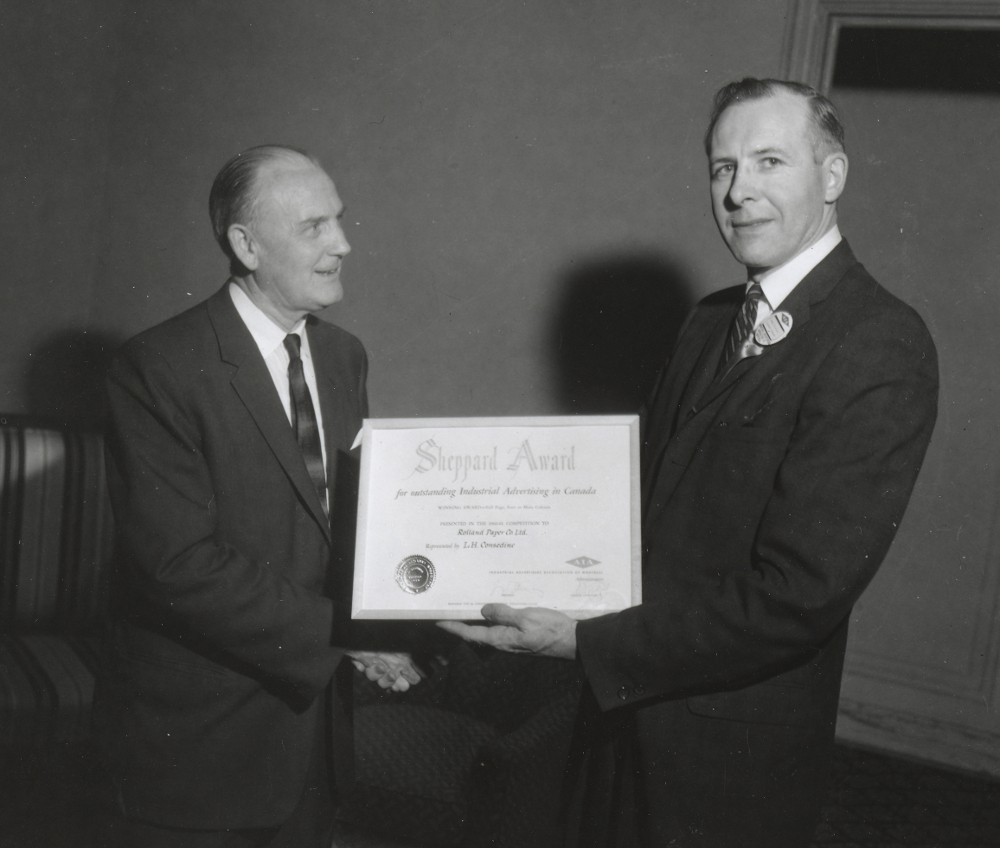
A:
228,281,329,477
750,225,842,327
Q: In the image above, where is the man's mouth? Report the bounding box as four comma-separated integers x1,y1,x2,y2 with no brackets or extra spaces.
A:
731,218,770,230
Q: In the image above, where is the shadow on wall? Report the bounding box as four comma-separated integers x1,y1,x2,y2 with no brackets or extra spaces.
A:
21,329,125,432
548,253,695,414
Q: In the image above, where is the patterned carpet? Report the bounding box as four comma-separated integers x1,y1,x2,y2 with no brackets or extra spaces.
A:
810,744,1000,848
1,741,998,847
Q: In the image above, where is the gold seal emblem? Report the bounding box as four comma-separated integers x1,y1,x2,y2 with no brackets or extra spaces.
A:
395,555,436,594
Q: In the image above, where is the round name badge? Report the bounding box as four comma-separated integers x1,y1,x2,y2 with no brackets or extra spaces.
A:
395,555,436,594
754,311,793,346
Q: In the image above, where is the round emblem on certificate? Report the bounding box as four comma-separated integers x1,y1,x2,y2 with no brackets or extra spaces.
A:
395,555,436,594
754,311,793,346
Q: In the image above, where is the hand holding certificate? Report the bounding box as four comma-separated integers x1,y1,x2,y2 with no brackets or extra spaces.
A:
437,603,580,659
352,416,641,620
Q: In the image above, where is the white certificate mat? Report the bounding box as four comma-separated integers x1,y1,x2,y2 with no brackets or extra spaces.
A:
352,416,641,619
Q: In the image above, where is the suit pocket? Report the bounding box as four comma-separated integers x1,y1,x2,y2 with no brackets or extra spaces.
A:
112,622,241,688
125,649,230,680
686,681,814,728
114,643,257,720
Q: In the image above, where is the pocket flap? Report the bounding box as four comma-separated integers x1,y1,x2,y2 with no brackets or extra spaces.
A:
686,681,814,728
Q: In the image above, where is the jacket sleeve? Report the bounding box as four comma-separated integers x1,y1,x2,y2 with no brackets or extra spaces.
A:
577,306,939,710
105,339,344,704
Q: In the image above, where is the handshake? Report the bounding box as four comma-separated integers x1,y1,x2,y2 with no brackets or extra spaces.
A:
345,649,431,692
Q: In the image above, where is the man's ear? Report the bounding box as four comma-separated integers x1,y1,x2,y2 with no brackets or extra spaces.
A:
227,223,259,271
824,151,848,203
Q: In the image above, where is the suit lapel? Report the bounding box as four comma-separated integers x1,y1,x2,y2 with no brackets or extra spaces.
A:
642,305,733,482
207,287,332,542
695,240,857,411
681,303,739,419
639,299,736,516
307,321,356,455
642,240,860,525
308,320,356,519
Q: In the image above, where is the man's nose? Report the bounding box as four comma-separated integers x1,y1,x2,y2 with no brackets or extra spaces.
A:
327,224,350,256
726,166,756,207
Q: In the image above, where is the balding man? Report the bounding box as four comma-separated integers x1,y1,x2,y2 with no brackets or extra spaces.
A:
442,79,939,846
97,146,418,847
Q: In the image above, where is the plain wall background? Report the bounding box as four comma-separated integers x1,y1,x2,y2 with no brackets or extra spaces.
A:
1,0,789,424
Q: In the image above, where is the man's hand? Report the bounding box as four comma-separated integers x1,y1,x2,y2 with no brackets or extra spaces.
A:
346,651,425,692
437,604,577,660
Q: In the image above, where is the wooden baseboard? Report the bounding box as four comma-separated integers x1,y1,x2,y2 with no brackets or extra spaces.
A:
837,696,1000,779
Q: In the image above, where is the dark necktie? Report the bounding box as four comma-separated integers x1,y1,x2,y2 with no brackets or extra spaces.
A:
283,333,328,517
718,282,766,374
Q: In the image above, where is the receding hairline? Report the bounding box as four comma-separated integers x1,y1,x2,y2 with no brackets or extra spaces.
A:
708,91,810,150
253,147,324,183
240,148,326,218
705,79,845,161
208,144,332,270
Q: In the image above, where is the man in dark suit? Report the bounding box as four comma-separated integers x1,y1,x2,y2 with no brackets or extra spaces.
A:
440,79,939,846
97,145,420,847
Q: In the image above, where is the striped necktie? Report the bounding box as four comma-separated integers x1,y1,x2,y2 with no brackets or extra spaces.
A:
718,282,766,374
283,333,328,517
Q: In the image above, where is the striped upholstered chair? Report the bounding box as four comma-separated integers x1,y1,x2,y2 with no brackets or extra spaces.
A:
0,423,114,747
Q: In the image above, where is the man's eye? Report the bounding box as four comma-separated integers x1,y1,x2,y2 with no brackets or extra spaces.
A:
712,164,733,179
762,157,781,168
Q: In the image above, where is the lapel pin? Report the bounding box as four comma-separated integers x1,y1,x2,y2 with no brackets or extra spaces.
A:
754,311,793,346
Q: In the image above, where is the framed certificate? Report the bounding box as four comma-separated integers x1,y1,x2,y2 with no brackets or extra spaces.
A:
352,415,641,619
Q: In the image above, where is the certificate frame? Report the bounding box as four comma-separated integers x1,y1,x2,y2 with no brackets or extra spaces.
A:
351,415,641,620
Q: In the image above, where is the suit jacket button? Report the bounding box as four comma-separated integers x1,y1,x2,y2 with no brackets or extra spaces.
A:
718,420,728,427
634,684,645,696
617,687,630,700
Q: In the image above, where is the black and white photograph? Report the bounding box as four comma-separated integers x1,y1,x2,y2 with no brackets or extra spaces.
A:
1,2,999,846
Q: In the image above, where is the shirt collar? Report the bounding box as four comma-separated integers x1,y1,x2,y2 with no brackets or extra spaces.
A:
228,280,308,359
752,225,842,310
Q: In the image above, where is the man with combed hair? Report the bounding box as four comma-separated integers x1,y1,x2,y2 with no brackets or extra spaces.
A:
97,145,421,847
441,79,939,846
